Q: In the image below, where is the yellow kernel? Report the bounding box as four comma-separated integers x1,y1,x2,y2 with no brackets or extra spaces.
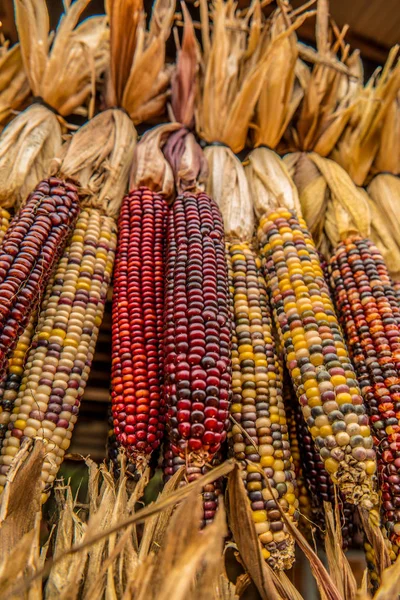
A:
252,510,268,524
14,419,27,430
51,329,66,340
260,455,274,467
365,460,377,475
325,458,339,474
331,375,346,386
319,425,333,437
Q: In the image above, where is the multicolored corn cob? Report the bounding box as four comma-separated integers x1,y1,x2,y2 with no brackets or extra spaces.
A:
329,237,400,553
257,208,378,510
163,441,224,528
228,241,298,569
0,209,116,501
0,178,80,385
111,188,168,470
163,192,231,461
0,315,36,441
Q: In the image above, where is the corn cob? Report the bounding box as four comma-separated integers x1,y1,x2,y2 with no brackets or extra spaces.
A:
0,178,79,385
258,208,378,509
111,188,168,470
0,209,116,500
163,441,224,528
163,192,231,462
329,237,400,552
0,315,36,441
228,241,298,569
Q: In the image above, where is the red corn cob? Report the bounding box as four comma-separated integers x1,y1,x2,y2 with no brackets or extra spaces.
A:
111,187,168,470
0,177,79,383
163,192,231,462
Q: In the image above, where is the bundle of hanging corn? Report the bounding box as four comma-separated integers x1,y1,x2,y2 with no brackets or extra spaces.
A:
0,0,109,442
0,109,136,502
195,0,309,569
107,0,182,479
0,0,109,211
0,31,29,130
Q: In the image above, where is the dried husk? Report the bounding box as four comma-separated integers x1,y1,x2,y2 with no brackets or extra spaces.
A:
205,146,254,241
15,0,109,116
55,109,137,218
0,2,110,210
130,123,180,200
0,104,62,208
163,7,208,195
245,147,301,219
284,0,361,157
0,39,29,129
286,151,371,250
105,0,174,124
331,47,400,186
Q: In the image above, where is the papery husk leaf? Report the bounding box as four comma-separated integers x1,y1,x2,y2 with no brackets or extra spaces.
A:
245,147,301,219
358,508,391,581
106,0,174,123
0,438,44,554
56,108,137,218
372,553,400,600
332,47,400,186
0,42,30,128
308,153,371,239
368,174,400,243
363,189,400,281
204,146,254,241
254,7,302,149
15,0,109,116
196,0,268,153
324,502,357,600
130,123,180,198
276,571,304,600
373,92,400,176
0,526,38,598
227,464,292,599
0,104,62,208
214,573,239,600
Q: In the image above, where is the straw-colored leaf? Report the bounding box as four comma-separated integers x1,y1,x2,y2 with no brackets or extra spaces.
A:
15,0,109,116
204,146,254,241
373,92,400,176
324,502,357,600
0,104,62,208
245,147,301,219
368,174,400,244
0,42,30,128
372,553,400,600
57,108,137,218
358,508,391,581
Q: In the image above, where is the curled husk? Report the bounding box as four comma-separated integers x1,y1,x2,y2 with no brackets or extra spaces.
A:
205,146,253,241
15,0,109,116
0,41,29,129
56,109,137,218
245,147,301,219
0,105,62,208
105,0,174,123
130,123,179,200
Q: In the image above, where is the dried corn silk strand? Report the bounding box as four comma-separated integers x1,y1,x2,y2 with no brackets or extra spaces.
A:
0,210,116,501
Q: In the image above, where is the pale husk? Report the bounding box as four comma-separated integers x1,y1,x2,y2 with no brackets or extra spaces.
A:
55,109,137,218
130,123,180,200
373,91,400,176
331,47,400,186
284,0,362,157
286,151,371,250
245,147,301,219
105,0,174,124
15,0,109,116
0,39,29,129
205,146,254,241
0,104,62,208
